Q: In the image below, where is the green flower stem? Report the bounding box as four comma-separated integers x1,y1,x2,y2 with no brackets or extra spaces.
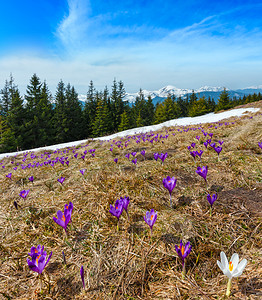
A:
226,278,232,297
182,261,186,280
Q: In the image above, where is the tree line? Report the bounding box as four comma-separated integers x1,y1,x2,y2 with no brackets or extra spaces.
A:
0,74,261,153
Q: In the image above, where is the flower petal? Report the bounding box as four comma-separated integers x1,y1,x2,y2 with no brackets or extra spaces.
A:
220,251,228,269
230,253,239,271
232,259,247,277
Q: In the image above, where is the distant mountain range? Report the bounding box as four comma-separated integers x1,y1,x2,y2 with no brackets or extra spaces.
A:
78,85,262,106
123,85,262,105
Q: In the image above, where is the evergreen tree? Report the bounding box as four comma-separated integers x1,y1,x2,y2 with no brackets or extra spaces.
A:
1,86,26,152
92,97,111,137
144,95,155,125
37,81,53,146
65,84,83,141
118,111,130,131
189,90,198,107
154,103,166,124
0,74,15,117
177,95,188,117
24,73,43,148
83,80,96,137
53,80,68,143
216,88,231,111
188,96,209,117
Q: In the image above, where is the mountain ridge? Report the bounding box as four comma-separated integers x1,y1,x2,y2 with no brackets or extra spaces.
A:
78,85,262,104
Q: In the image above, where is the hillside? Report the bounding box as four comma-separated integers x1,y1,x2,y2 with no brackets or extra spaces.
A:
0,102,262,299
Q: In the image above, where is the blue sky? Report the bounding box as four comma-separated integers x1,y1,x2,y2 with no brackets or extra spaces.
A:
0,0,262,95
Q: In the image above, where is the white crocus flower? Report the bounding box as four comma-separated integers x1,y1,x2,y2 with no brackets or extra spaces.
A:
217,251,247,296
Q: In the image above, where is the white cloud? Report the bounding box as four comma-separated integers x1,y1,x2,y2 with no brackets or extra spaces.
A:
56,0,91,50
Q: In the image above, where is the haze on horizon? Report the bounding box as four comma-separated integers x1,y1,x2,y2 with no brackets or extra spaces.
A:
0,0,262,95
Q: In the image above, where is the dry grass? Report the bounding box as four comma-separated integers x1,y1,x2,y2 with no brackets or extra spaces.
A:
0,102,262,299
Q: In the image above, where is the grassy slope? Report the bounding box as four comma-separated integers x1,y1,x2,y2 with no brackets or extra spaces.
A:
0,102,262,300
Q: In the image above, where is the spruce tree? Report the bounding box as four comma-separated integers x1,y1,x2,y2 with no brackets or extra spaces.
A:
154,103,166,124
24,73,43,149
118,111,130,131
3,88,26,151
83,80,96,137
53,80,68,143
216,88,231,111
144,95,155,125
65,84,83,141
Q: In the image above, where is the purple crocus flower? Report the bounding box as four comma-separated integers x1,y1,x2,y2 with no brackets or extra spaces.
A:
141,150,146,156
159,152,168,163
6,173,12,179
195,150,203,161
80,169,86,175
203,142,208,148
218,140,224,145
27,245,52,274
53,202,73,233
207,193,218,208
119,196,130,212
214,146,222,157
175,240,192,264
125,153,130,159
196,166,208,182
259,142,262,150
109,199,124,230
131,152,137,157
28,176,34,182
19,189,30,199
28,244,45,258
109,199,123,220
163,176,177,207
144,209,157,235
190,151,197,160
191,143,196,148
119,196,130,220
131,158,137,165
114,158,118,164
175,240,192,278
154,153,159,161
196,136,200,140
187,146,191,150
210,142,216,148
57,176,65,185
80,266,85,289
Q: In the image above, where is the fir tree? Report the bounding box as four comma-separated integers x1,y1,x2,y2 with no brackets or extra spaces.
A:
144,95,155,125
24,74,43,149
188,96,209,117
65,84,83,141
216,88,231,111
83,80,96,137
118,111,130,131
53,80,68,143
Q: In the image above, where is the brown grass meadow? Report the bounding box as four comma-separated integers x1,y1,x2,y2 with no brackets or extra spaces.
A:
0,102,262,300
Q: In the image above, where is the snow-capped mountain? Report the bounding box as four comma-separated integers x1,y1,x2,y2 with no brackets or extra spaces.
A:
78,85,262,105
123,85,226,103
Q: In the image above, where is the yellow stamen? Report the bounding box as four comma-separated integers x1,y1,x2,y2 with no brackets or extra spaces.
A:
180,245,185,256
151,215,154,220
66,205,68,209
229,261,233,272
61,214,65,222
36,255,41,264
